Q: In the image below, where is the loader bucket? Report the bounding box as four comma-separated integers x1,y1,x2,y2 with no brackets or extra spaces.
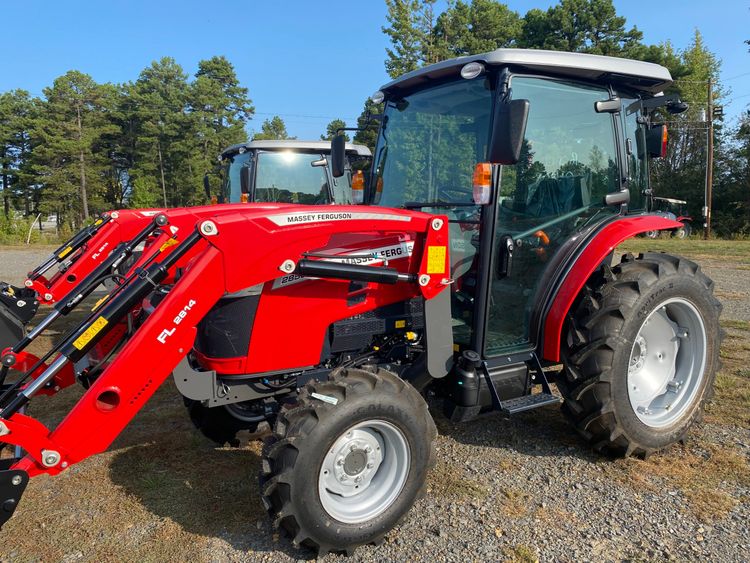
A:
0,283,39,350
0,459,28,529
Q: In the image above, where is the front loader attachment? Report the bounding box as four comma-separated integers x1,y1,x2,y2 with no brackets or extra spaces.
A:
0,205,451,539
0,284,35,351
0,457,28,528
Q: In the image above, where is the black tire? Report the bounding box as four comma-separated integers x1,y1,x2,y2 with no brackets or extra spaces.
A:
185,399,265,447
260,367,436,556
560,252,721,457
644,229,660,239
672,222,692,239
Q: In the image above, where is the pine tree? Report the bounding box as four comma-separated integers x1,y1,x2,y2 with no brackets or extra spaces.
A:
253,116,294,140
321,119,349,141
0,90,37,217
353,99,384,151
189,56,254,193
32,71,115,226
129,58,192,207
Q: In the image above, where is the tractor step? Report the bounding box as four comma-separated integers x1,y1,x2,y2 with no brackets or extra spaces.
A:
499,393,561,415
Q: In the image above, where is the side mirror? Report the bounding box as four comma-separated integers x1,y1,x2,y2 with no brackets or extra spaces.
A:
203,174,211,199
487,99,529,165
330,135,346,178
645,124,668,158
594,98,622,113
240,165,252,194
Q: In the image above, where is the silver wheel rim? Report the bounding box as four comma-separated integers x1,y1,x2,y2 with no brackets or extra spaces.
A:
627,297,707,428
318,419,410,524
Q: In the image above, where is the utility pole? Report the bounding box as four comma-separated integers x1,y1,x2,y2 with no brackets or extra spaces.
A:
704,79,714,240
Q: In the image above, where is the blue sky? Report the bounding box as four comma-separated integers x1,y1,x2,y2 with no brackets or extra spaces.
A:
1,1,748,140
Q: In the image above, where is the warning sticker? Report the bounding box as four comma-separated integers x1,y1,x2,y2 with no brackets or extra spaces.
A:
57,246,73,259
159,237,179,252
72,316,109,350
426,246,446,274
266,211,412,227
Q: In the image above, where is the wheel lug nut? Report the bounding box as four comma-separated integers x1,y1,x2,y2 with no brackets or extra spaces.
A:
350,444,357,452
367,462,374,469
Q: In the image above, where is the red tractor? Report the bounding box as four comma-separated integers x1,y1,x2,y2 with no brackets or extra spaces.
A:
0,49,720,556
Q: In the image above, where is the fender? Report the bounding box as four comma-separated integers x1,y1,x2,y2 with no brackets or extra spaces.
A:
540,214,682,362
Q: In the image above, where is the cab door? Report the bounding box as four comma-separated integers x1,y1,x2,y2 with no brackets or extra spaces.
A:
484,76,622,357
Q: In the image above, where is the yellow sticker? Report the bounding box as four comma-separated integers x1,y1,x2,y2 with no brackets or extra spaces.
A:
94,218,103,226
91,294,110,312
57,246,73,259
159,237,179,252
395,319,406,329
426,245,446,274
72,316,109,350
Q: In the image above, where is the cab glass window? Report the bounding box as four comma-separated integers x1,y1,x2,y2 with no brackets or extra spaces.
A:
255,152,330,204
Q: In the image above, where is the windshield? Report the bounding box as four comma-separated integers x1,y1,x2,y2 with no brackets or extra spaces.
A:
221,150,337,204
255,152,330,204
221,150,251,203
371,78,493,207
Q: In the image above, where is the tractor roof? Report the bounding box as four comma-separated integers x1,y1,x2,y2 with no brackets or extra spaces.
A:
220,140,371,159
380,48,673,95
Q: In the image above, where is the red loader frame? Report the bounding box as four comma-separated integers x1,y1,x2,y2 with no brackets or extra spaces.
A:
0,205,450,525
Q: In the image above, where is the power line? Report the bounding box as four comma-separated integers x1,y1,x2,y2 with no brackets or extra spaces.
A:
252,111,357,121
724,71,750,81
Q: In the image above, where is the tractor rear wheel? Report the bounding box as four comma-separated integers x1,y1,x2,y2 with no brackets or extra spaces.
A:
260,367,436,556
560,252,721,457
672,221,692,239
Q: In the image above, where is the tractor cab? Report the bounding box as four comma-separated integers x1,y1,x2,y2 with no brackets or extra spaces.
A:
213,140,371,205
353,49,676,365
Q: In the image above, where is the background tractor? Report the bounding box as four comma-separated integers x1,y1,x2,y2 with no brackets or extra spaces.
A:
646,195,693,238
0,49,720,556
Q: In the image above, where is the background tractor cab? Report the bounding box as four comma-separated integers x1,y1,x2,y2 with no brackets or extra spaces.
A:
333,48,689,409
208,139,371,205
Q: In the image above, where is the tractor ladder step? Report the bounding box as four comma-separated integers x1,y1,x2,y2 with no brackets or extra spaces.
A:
499,392,561,415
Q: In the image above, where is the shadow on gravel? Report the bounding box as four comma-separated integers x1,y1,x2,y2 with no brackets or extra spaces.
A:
108,435,310,559
429,396,603,463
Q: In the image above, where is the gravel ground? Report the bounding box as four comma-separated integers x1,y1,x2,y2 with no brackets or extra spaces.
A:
1,242,749,562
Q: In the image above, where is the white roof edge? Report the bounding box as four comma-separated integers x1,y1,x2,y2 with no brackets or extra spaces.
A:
221,140,372,157
381,48,673,94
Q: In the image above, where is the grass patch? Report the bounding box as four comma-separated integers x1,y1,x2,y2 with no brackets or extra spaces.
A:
708,325,750,428
611,443,750,522
499,487,531,517
617,238,750,262
721,319,750,331
426,459,488,500
504,544,539,563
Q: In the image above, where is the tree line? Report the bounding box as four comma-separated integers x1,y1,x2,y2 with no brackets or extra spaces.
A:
1,0,748,238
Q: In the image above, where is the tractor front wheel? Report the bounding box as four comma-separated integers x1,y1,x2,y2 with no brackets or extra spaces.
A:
560,252,721,457
260,368,436,555
185,399,269,446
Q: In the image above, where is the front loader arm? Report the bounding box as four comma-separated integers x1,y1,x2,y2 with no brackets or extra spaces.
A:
0,205,451,528
11,244,225,476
